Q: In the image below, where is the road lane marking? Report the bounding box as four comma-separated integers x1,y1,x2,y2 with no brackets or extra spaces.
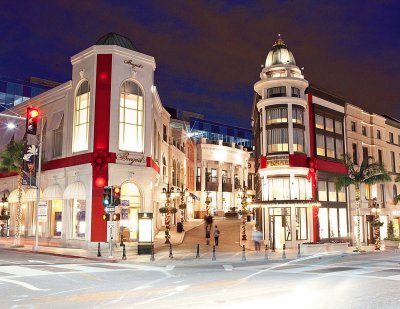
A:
223,265,233,271
0,278,49,291
27,260,51,264
165,265,175,271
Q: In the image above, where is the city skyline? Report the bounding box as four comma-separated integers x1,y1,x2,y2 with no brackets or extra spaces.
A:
1,1,400,128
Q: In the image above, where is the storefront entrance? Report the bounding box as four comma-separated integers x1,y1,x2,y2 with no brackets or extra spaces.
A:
269,207,291,250
120,182,142,243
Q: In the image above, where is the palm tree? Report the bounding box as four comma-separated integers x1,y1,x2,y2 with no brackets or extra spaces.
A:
0,140,25,246
335,154,390,252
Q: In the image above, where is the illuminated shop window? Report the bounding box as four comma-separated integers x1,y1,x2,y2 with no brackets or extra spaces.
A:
72,81,90,152
315,114,324,130
292,106,304,124
72,200,86,238
295,207,307,240
316,134,325,156
325,118,334,132
293,128,304,152
266,107,288,124
267,128,288,153
318,180,327,201
119,81,144,152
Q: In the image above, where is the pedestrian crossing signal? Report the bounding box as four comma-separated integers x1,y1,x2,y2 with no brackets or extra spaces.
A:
102,213,110,221
112,214,120,221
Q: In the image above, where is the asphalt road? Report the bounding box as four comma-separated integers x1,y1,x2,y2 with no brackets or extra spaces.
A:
1,248,400,309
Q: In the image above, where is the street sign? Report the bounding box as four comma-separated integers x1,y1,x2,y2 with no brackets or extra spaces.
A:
38,201,48,222
105,207,115,213
121,199,129,206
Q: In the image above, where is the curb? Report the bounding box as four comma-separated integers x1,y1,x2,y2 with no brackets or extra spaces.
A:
0,247,117,263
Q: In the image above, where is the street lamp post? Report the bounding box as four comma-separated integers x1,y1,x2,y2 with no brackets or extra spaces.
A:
204,189,211,216
160,185,176,244
177,187,189,226
238,186,252,241
371,198,382,250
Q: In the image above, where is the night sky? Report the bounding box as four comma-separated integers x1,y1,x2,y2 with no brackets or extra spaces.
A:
1,0,400,128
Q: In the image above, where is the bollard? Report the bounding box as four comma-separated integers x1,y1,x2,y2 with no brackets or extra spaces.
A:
282,244,287,259
242,245,246,261
297,243,301,258
169,243,173,259
196,244,200,258
122,244,127,260
212,245,216,261
120,235,124,246
264,244,268,261
150,244,155,261
97,242,102,257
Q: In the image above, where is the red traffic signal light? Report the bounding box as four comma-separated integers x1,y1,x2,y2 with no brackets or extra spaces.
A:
112,185,121,206
112,213,120,221
102,213,110,221
26,107,39,135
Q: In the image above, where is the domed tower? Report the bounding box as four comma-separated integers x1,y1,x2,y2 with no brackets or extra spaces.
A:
253,35,313,249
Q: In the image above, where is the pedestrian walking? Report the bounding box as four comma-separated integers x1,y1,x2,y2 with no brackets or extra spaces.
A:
206,229,211,245
252,227,263,252
214,226,220,246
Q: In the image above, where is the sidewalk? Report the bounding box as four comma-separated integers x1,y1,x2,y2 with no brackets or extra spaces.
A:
0,219,205,262
0,219,384,264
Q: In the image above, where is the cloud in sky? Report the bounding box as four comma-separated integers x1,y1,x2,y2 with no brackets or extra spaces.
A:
1,0,400,127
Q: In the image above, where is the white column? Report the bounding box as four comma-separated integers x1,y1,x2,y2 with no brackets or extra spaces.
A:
231,164,235,208
217,163,223,214
288,103,293,154
262,107,267,156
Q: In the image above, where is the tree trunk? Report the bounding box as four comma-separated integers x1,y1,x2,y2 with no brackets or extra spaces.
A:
355,183,361,251
14,168,23,247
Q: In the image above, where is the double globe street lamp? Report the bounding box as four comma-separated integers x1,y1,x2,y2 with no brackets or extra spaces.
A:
160,185,177,244
237,186,253,241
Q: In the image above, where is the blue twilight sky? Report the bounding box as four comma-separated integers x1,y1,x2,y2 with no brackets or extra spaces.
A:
1,0,400,128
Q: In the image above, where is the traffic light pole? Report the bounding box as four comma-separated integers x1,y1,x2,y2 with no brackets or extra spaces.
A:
33,116,44,251
108,222,113,258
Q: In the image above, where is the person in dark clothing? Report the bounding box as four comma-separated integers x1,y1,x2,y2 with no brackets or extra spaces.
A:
206,229,211,245
214,226,220,246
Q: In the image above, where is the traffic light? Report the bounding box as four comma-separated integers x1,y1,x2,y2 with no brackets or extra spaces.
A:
103,186,112,206
112,213,121,221
26,107,39,135
102,213,110,221
112,185,121,206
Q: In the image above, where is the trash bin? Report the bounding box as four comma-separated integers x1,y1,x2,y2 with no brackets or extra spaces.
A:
177,222,184,233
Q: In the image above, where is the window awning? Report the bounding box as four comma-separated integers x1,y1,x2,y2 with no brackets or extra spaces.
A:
25,188,43,202
43,184,63,200
63,181,86,200
47,111,64,131
8,188,25,203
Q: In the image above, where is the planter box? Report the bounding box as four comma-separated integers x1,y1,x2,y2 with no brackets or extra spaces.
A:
384,240,400,249
224,212,238,219
327,243,349,252
300,243,328,255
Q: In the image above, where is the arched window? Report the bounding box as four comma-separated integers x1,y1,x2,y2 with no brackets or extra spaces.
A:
162,156,167,183
172,160,176,186
393,184,397,199
73,81,90,152
119,81,144,152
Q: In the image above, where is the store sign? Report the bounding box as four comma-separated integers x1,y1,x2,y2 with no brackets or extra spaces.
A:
38,201,48,222
117,152,146,165
268,155,289,167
